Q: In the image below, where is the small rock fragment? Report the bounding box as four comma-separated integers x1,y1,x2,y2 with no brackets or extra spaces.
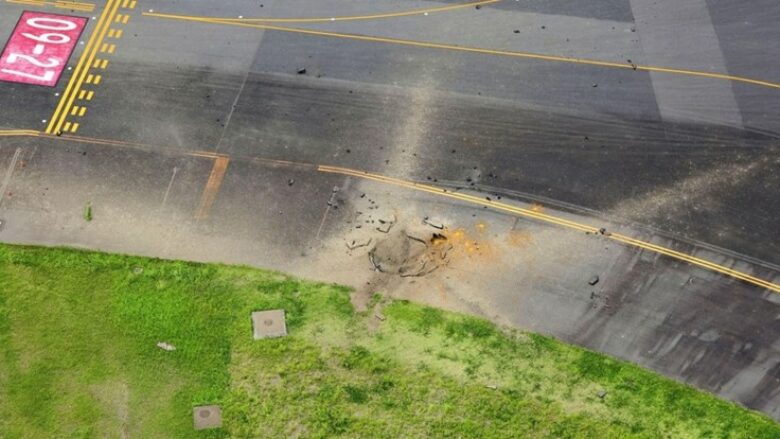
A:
374,313,386,321
376,223,393,233
157,342,176,351
296,68,307,74
588,275,600,286
423,217,444,230
287,179,295,186
346,238,372,250
597,389,607,399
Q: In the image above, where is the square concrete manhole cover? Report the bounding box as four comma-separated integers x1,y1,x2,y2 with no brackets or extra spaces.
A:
251,309,287,339
193,405,222,430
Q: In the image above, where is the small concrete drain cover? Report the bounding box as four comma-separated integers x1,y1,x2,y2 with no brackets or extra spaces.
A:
251,309,287,339
193,405,222,430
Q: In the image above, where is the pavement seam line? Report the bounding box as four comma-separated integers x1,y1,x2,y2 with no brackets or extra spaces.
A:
46,0,116,134
317,165,780,293
145,13,780,91
0,148,22,208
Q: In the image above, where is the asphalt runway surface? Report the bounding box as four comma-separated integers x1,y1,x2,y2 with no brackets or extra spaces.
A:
1,0,779,419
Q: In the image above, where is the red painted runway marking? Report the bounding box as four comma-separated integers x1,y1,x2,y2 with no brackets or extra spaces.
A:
0,11,87,87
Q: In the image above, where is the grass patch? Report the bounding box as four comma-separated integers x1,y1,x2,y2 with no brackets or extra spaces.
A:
0,244,776,438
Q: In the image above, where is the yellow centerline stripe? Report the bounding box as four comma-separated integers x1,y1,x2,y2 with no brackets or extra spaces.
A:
1,127,776,292
6,0,95,11
198,0,501,23
0,129,41,137
609,233,778,291
144,13,780,91
51,0,121,135
46,0,116,134
317,165,780,293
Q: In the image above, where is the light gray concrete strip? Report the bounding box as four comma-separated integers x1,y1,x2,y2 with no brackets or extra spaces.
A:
630,0,744,129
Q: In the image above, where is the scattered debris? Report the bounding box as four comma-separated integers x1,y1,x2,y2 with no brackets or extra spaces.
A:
374,313,386,321
376,223,393,233
296,68,307,74
346,238,372,250
431,233,448,245
83,202,92,222
368,251,383,272
588,275,600,286
597,389,607,399
156,342,176,351
287,179,295,186
0,219,4,231
193,405,222,430
378,214,396,225
406,234,427,245
423,217,444,229
485,384,498,390
132,266,143,275
598,227,607,235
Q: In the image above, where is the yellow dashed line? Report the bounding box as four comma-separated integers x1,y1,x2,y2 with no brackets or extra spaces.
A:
114,14,124,23
93,74,102,84
85,73,94,84
85,90,94,100
78,107,87,117
92,59,100,68
63,121,72,132
128,0,135,9
78,90,86,100
115,29,123,38
121,14,129,24
70,106,79,116
121,0,127,7
100,59,109,69
70,122,80,133
46,0,120,134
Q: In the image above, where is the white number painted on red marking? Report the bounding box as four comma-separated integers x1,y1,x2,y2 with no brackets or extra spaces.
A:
0,68,55,81
26,17,78,31
0,12,88,86
7,53,60,68
22,32,71,44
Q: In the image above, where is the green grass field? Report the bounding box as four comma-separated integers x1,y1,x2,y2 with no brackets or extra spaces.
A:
0,244,777,438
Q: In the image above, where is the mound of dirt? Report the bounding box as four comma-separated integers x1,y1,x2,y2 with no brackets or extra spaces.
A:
368,229,452,278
